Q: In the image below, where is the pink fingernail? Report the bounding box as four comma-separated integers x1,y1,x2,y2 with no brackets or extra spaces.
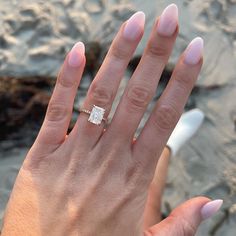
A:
123,11,145,40
201,199,223,220
68,42,85,67
157,4,178,36
184,37,204,65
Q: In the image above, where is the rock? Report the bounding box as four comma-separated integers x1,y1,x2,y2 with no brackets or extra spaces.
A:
29,43,64,61
0,76,53,140
20,6,39,18
4,15,21,34
83,0,105,14
84,41,102,76
111,4,136,20
0,53,7,69
0,36,9,49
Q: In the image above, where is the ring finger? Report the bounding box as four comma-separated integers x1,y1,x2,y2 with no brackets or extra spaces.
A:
69,11,145,149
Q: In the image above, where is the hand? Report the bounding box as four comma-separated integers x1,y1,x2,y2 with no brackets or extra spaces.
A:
1,4,221,236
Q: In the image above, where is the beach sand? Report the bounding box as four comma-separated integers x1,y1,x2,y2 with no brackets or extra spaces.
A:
0,0,236,235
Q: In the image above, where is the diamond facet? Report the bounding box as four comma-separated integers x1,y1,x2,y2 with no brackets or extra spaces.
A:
88,105,105,125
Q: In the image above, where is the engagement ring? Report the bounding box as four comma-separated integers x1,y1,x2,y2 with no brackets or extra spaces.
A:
79,105,107,125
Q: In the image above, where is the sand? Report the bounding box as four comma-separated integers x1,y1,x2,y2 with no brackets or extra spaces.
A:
0,0,236,235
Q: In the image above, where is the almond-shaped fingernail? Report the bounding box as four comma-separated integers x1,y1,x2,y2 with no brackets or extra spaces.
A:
201,199,223,220
123,11,145,40
157,4,178,36
184,37,204,65
68,42,85,67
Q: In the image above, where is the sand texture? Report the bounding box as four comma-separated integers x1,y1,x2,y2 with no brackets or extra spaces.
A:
0,0,236,235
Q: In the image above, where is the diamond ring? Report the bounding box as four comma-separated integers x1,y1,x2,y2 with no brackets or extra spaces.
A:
79,105,108,125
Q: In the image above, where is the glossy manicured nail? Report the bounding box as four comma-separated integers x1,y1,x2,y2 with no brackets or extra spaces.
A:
157,4,178,36
123,11,145,40
184,37,204,65
68,42,85,67
201,199,223,220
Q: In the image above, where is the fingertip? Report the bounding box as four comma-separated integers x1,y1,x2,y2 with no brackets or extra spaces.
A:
157,3,179,37
68,41,86,67
123,11,146,40
201,199,223,220
184,37,204,65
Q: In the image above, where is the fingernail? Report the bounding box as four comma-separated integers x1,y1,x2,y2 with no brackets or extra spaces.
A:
123,11,145,40
201,199,223,220
157,4,178,36
184,37,204,65
68,42,85,67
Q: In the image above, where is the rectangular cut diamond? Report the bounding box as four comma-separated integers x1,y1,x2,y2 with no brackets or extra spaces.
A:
88,105,105,125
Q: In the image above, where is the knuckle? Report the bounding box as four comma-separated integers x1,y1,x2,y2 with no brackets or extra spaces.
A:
46,102,68,122
89,82,113,107
152,104,180,131
110,44,128,61
58,72,75,88
126,85,152,112
174,69,194,90
146,42,169,60
168,214,196,236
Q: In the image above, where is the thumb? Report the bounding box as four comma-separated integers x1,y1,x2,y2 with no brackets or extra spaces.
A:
144,197,223,236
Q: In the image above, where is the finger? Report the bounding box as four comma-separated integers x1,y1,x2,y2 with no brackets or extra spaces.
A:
143,147,171,229
34,42,85,152
69,11,145,149
144,197,223,236
107,4,179,142
134,37,204,168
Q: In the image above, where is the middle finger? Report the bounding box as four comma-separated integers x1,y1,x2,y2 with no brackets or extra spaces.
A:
107,4,179,142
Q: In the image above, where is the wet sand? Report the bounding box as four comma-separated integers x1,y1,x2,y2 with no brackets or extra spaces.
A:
0,0,236,235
